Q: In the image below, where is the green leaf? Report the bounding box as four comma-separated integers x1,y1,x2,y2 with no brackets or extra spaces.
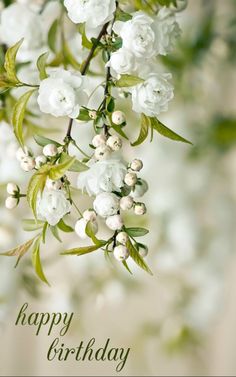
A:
36,52,49,80
106,97,115,113
48,155,76,180
42,222,48,243
77,108,91,121
50,225,62,242
116,74,144,88
48,19,59,53
27,165,50,219
150,117,192,145
59,152,88,172
122,260,133,275
22,219,45,232
12,89,37,147
61,244,102,256
4,38,23,84
131,113,150,146
125,227,149,237
116,8,132,21
57,218,73,233
34,134,61,147
63,41,81,70
78,23,93,49
126,239,153,275
85,221,107,246
31,238,50,285
0,237,36,267
111,122,129,140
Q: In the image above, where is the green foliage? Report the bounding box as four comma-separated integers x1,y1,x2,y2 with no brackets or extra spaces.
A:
27,164,50,219
34,134,61,147
31,237,50,285
48,19,59,53
61,244,103,256
59,153,88,173
4,38,23,85
85,221,107,246
22,219,45,232
0,237,36,267
57,218,74,233
48,155,76,180
126,239,153,275
131,113,150,146
125,227,149,237
150,117,192,145
37,52,49,80
116,74,144,87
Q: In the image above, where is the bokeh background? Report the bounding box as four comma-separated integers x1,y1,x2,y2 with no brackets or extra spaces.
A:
0,0,236,375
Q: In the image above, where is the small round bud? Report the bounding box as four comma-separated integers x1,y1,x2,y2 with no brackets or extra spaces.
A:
106,214,123,230
120,196,134,211
131,179,148,198
43,144,58,157
92,134,107,148
5,196,18,210
20,157,36,172
46,178,62,190
75,218,98,239
112,111,126,125
89,110,97,120
116,231,129,245
139,247,148,258
16,147,30,161
106,135,122,151
35,155,47,168
113,245,129,261
130,159,143,172
83,209,97,222
94,145,111,160
6,183,18,195
134,202,147,215
124,172,137,187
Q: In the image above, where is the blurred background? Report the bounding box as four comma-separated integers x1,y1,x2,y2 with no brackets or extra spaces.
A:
0,0,236,375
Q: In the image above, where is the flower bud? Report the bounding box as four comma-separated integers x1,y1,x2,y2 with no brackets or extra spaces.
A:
112,111,126,125
134,202,147,215
130,159,143,172
139,247,148,258
113,245,129,261
106,214,123,230
5,196,18,210
116,231,129,245
89,110,97,120
75,218,98,239
94,145,111,160
43,144,58,157
124,172,137,187
93,192,119,218
106,135,122,151
131,179,148,198
92,134,107,148
46,178,62,190
120,196,134,210
20,157,36,172
35,155,47,168
83,209,97,222
6,183,18,195
16,146,30,162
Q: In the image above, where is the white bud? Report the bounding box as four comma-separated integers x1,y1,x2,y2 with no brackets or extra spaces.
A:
89,110,97,120
43,144,58,157
35,155,47,168
120,196,134,211
139,247,148,258
130,159,143,172
124,172,137,187
94,145,111,160
106,135,122,151
5,196,18,210
131,179,148,198
16,146,30,161
106,214,123,231
75,218,98,239
113,245,129,261
112,111,126,125
20,157,36,172
116,231,129,245
83,209,97,222
134,202,147,215
93,192,120,218
92,134,107,148
6,183,18,195
46,178,62,190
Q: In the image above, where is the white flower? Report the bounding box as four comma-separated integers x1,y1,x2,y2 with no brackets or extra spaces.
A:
113,245,129,261
94,145,111,160
64,0,116,28
153,7,181,56
120,196,134,210
20,157,36,172
131,73,174,117
111,110,126,125
92,134,107,148
106,214,123,230
6,183,18,195
107,48,137,75
5,197,18,210
116,231,129,245
131,179,148,198
124,172,137,187
130,159,143,172
37,189,71,226
75,218,98,239
134,202,147,215
93,192,119,218
16,146,31,162
37,68,88,118
77,159,127,196
106,135,122,151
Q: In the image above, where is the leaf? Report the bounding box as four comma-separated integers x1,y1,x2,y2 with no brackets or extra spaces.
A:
48,19,59,53
59,152,88,172
57,218,73,233
126,239,153,275
106,97,115,113
150,117,192,145
111,122,129,140
61,244,102,256
131,113,150,146
63,41,81,70
48,155,76,180
34,134,61,147
50,226,62,243
36,52,49,80
78,23,93,49
27,165,50,219
116,8,132,21
125,227,149,237
31,238,50,285
4,38,23,84
116,74,144,88
85,221,107,246
12,89,37,147
122,260,133,275
22,219,45,232
0,237,35,267
77,108,91,121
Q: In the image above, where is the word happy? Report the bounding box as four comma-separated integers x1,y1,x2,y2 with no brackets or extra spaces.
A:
15,303,130,372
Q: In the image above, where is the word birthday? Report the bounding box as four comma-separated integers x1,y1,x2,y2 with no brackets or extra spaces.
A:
15,303,130,372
